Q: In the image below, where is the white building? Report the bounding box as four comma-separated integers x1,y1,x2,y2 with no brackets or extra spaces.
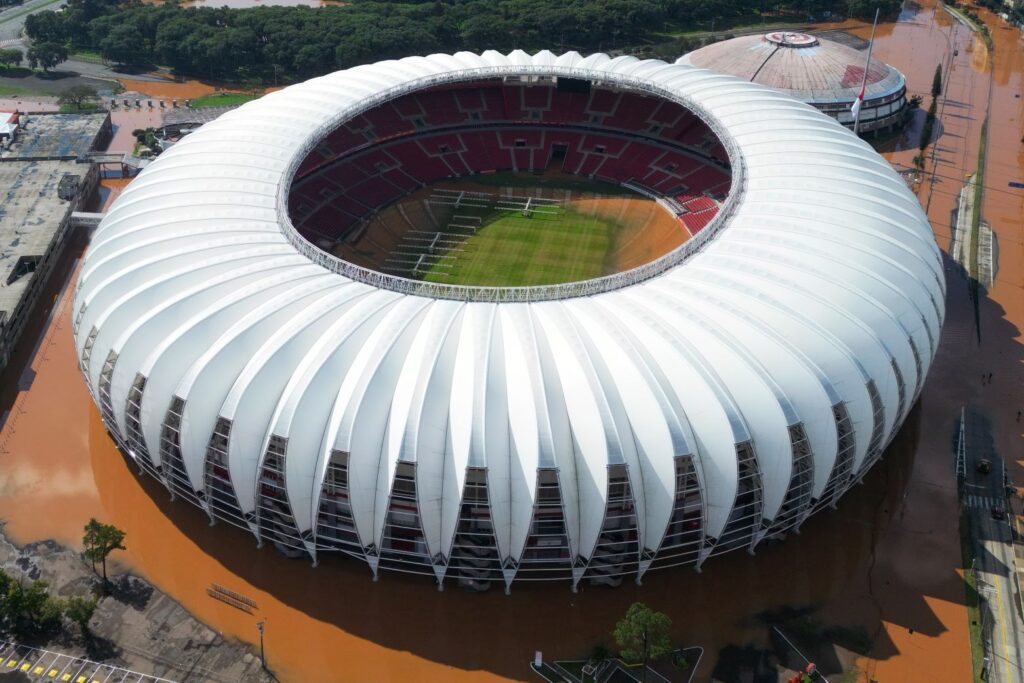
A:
0,111,18,144
74,50,943,592
681,32,910,134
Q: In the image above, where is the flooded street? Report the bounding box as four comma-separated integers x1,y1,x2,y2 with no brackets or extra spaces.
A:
116,79,223,102
0,2,1021,680
0,283,943,682
855,1,1024,679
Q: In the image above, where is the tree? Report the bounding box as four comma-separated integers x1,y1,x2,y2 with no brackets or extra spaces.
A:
83,518,126,584
99,22,146,65
0,48,22,69
64,595,98,640
58,84,98,110
24,10,66,44
613,602,673,682
3,577,64,638
26,41,68,72
0,567,12,622
931,64,943,98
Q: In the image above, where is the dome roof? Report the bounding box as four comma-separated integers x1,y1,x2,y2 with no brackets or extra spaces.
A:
73,50,943,587
680,32,906,104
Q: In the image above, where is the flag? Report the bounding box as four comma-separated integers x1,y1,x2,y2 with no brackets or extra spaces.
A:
852,8,878,134
851,84,865,120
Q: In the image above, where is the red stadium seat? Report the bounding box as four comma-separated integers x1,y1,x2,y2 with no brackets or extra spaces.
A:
289,81,731,246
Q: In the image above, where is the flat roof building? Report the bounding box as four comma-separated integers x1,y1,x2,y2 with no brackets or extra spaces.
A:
0,112,110,374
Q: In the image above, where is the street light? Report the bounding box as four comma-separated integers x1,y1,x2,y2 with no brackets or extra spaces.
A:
256,620,266,670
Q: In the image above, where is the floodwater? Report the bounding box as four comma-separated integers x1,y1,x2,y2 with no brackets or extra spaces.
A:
1,2,1021,680
106,109,164,154
116,78,223,102
969,10,1024,485
852,0,1024,679
0,281,953,682
114,78,282,110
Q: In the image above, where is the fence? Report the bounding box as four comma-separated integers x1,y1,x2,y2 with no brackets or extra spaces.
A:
0,640,176,683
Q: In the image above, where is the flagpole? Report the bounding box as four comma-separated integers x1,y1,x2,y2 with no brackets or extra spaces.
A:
853,8,880,136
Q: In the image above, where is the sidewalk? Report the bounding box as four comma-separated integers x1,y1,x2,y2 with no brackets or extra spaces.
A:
0,640,176,683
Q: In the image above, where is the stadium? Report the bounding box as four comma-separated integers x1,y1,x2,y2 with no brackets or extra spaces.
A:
73,50,944,592
681,32,910,134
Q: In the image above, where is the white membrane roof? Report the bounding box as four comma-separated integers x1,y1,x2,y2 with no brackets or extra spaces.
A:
74,50,943,575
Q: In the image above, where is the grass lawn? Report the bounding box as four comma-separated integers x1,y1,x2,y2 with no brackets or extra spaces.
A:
190,92,260,108
421,204,618,287
655,17,808,39
0,66,32,78
59,102,101,113
0,84,31,96
69,49,104,61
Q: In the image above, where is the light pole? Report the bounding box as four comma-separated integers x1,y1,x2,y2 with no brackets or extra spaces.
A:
256,620,266,670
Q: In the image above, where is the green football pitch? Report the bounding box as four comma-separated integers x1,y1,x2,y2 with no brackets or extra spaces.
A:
344,172,686,287
420,204,622,287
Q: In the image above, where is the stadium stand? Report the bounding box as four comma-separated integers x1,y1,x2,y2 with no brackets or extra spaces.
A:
288,80,732,247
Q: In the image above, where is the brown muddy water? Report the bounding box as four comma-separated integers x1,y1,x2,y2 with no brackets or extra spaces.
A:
4,2,1024,679
0,286,955,682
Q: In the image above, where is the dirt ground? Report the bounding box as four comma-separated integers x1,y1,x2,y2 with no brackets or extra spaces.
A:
0,523,272,683
571,195,688,272
431,173,689,273
336,173,687,282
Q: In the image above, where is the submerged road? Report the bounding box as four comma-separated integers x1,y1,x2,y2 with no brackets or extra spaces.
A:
964,407,1024,683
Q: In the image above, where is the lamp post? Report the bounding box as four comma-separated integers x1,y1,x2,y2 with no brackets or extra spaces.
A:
256,620,266,670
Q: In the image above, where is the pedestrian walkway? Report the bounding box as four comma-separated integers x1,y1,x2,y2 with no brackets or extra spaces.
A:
0,641,176,683
977,221,996,289
966,494,1003,509
950,174,977,274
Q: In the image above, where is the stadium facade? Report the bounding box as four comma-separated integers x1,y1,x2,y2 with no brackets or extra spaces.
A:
681,32,909,134
74,50,943,592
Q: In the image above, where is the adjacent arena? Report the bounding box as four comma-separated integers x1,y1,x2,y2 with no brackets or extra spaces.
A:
681,32,909,134
73,50,944,592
